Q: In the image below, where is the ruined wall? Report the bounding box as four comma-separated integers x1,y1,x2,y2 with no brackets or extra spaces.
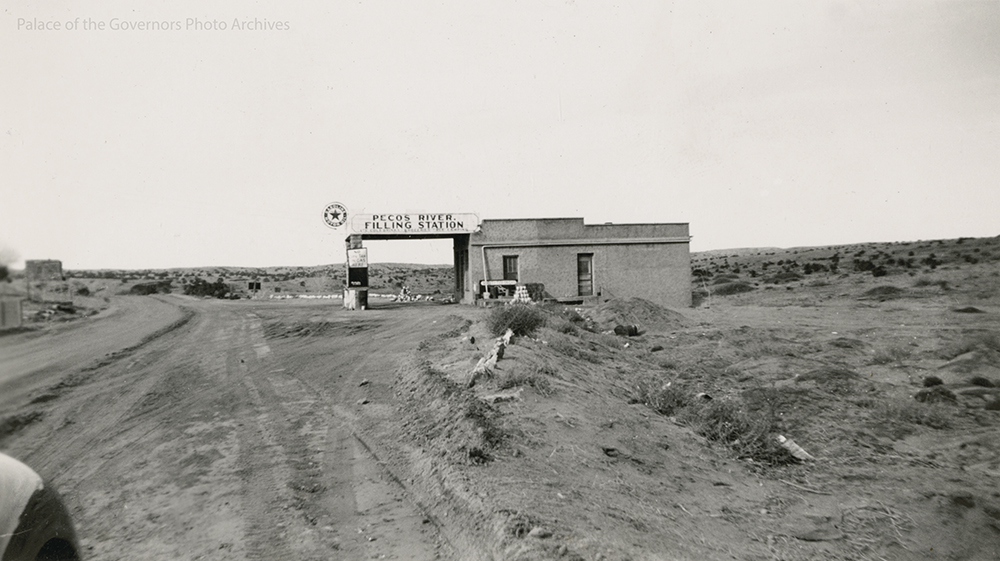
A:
25,260,64,281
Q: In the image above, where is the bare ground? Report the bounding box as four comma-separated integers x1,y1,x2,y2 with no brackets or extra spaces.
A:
2,258,1000,560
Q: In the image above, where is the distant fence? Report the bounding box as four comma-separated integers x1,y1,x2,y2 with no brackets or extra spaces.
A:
0,297,23,330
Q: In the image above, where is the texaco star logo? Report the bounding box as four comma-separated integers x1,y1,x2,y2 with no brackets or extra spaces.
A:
323,202,348,228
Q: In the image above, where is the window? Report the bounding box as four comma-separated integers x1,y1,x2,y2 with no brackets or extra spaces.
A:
577,253,593,296
503,255,519,281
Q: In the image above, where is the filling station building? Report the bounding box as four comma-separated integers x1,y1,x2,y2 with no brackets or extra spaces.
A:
336,209,692,309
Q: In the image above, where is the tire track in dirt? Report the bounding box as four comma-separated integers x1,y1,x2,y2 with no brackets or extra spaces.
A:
235,311,450,560
5,298,460,560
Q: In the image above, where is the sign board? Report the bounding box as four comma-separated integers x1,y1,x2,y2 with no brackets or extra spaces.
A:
482,279,518,286
347,248,369,268
347,268,368,288
322,202,348,229
350,213,479,235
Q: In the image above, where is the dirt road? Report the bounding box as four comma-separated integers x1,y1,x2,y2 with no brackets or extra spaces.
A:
0,297,187,410
0,295,472,560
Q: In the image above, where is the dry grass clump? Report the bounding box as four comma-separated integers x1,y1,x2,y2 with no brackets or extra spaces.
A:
869,344,912,365
628,377,794,465
871,400,952,438
486,303,546,337
545,331,603,364
631,376,688,416
496,365,555,396
551,319,579,335
683,398,793,465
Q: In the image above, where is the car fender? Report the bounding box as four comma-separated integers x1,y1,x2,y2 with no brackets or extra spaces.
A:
0,453,81,561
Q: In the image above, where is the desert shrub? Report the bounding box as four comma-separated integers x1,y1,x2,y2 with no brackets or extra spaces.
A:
76,286,91,296
682,398,792,465
183,278,229,298
713,282,755,296
486,303,546,336
922,376,944,387
803,262,828,274
968,376,995,388
632,377,688,416
869,344,912,365
130,280,173,295
496,366,554,396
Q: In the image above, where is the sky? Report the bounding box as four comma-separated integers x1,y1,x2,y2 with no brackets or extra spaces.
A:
1,0,998,269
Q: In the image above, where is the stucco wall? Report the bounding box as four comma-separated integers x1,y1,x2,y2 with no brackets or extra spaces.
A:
466,218,691,308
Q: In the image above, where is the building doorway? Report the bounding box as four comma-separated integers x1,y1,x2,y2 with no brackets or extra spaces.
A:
577,253,594,296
